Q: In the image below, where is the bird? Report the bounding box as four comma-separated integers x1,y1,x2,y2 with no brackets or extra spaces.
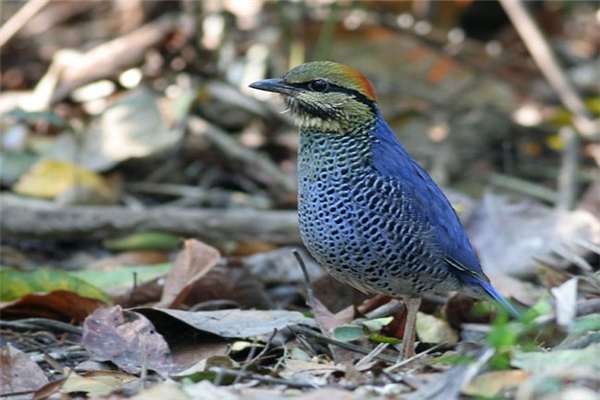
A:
250,61,519,359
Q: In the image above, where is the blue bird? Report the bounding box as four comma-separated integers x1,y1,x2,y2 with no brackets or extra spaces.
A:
250,61,518,358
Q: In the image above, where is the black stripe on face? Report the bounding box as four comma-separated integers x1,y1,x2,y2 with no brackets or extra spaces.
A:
287,81,376,111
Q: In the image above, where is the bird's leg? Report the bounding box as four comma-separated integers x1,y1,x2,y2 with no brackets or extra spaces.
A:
400,296,422,360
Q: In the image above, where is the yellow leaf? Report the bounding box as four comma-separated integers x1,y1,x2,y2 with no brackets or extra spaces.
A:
61,371,137,396
415,312,458,343
547,134,563,151
464,370,530,397
13,159,109,199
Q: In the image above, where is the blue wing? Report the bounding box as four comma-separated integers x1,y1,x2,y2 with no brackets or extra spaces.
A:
369,112,519,318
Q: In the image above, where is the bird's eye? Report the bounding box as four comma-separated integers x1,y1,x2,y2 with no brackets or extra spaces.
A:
309,79,329,92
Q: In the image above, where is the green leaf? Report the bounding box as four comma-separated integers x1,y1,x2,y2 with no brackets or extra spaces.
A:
570,314,600,334
332,325,364,342
69,263,172,291
102,232,180,251
0,269,112,303
511,343,600,371
490,351,511,370
290,347,312,362
361,317,393,333
430,354,476,365
0,151,38,185
2,109,72,130
368,333,402,345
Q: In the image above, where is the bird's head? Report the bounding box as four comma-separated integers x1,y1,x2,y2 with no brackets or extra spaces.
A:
250,61,378,133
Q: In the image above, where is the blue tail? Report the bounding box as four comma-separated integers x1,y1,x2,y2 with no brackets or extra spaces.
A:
479,281,520,319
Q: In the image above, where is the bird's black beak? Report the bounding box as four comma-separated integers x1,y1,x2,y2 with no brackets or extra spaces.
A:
249,78,295,95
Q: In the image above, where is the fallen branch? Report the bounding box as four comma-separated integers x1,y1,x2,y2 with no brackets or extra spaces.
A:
499,0,599,139
0,0,51,48
189,117,296,198
30,13,187,108
0,204,301,243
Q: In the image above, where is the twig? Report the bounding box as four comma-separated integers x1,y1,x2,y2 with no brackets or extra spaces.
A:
125,272,138,309
556,127,580,211
42,352,66,373
0,319,83,335
574,239,600,256
0,0,51,48
355,343,390,369
488,173,558,203
30,13,187,108
234,330,277,384
189,117,296,198
534,298,600,326
209,366,318,389
0,389,38,398
383,343,443,373
289,325,397,364
139,335,148,388
314,1,338,60
245,330,278,368
127,182,271,209
551,245,593,272
292,250,317,312
516,164,597,184
365,299,404,320
499,0,599,139
189,299,241,311
30,347,88,363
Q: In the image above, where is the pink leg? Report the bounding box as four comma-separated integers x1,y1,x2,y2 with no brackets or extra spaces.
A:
400,296,422,359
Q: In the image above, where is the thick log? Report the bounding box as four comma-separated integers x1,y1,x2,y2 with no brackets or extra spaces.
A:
0,205,301,244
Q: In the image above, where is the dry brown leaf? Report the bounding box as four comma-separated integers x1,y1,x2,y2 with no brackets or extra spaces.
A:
1,344,49,400
82,306,173,375
184,265,272,310
136,308,315,339
170,340,229,372
157,239,220,309
0,290,107,323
